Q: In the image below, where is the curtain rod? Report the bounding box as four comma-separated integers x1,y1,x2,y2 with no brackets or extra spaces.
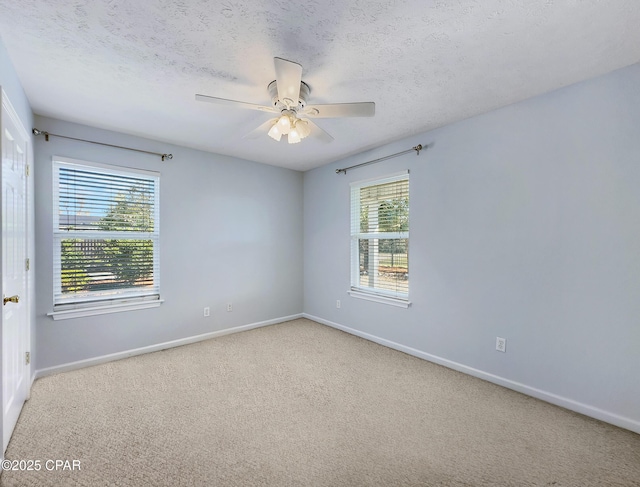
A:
32,128,173,161
336,143,427,175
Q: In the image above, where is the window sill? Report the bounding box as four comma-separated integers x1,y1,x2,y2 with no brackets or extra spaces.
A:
348,290,411,308
48,298,164,321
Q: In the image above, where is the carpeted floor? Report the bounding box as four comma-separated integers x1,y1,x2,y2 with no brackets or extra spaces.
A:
2,318,639,486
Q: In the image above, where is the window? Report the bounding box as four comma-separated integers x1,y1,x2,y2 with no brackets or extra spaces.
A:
51,157,160,317
350,171,409,307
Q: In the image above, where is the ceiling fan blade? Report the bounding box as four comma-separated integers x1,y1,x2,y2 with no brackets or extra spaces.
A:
303,102,375,118
242,118,278,139
274,57,302,108
195,94,276,113
304,119,334,143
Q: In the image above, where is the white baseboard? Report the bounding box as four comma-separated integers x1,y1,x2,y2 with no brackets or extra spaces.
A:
303,313,640,435
35,313,303,379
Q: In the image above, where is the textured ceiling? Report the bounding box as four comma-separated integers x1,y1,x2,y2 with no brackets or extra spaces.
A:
1,0,639,171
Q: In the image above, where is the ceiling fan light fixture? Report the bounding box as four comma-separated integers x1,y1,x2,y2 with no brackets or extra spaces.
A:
267,123,282,141
296,119,311,139
277,113,292,134
288,127,301,144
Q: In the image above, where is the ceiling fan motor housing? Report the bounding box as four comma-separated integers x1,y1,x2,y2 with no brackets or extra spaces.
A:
268,80,310,112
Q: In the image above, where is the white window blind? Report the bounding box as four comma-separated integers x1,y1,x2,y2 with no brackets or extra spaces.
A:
350,172,409,302
52,157,160,309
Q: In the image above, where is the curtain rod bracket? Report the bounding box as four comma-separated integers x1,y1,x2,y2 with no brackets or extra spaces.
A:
32,128,172,161
33,128,49,141
336,143,429,175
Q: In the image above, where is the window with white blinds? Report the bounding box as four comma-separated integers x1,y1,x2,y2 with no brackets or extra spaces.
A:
350,172,409,303
52,157,160,309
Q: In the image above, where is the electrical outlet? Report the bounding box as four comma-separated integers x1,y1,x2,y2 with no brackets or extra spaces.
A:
203,307,210,317
496,337,506,353
336,300,341,309
227,303,232,312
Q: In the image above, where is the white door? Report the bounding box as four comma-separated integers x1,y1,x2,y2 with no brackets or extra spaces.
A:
1,90,30,453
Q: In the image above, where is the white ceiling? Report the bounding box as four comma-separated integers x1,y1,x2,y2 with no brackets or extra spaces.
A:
1,1,639,171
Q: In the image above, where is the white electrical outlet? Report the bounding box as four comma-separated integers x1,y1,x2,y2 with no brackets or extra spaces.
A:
227,303,232,312
496,337,506,352
336,300,341,309
203,307,210,317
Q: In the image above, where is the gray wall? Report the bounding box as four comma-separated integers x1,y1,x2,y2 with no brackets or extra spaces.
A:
35,116,303,370
303,63,640,431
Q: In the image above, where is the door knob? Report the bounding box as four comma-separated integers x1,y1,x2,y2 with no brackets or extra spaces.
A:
3,295,19,305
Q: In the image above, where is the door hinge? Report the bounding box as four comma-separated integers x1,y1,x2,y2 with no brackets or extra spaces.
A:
25,352,30,365
26,164,30,177
26,258,30,271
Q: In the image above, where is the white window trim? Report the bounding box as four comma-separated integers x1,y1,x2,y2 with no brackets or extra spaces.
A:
48,298,164,320
348,289,411,308
51,156,162,318
349,170,410,307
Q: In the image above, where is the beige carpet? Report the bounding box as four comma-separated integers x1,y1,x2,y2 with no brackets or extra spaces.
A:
2,318,639,486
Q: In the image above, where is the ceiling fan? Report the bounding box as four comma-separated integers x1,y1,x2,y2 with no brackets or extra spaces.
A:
195,57,375,144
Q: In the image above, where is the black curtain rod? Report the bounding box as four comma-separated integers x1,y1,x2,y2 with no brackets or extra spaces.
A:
32,128,173,161
336,144,427,174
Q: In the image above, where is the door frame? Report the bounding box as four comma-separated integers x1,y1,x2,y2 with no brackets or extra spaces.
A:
1,86,33,455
